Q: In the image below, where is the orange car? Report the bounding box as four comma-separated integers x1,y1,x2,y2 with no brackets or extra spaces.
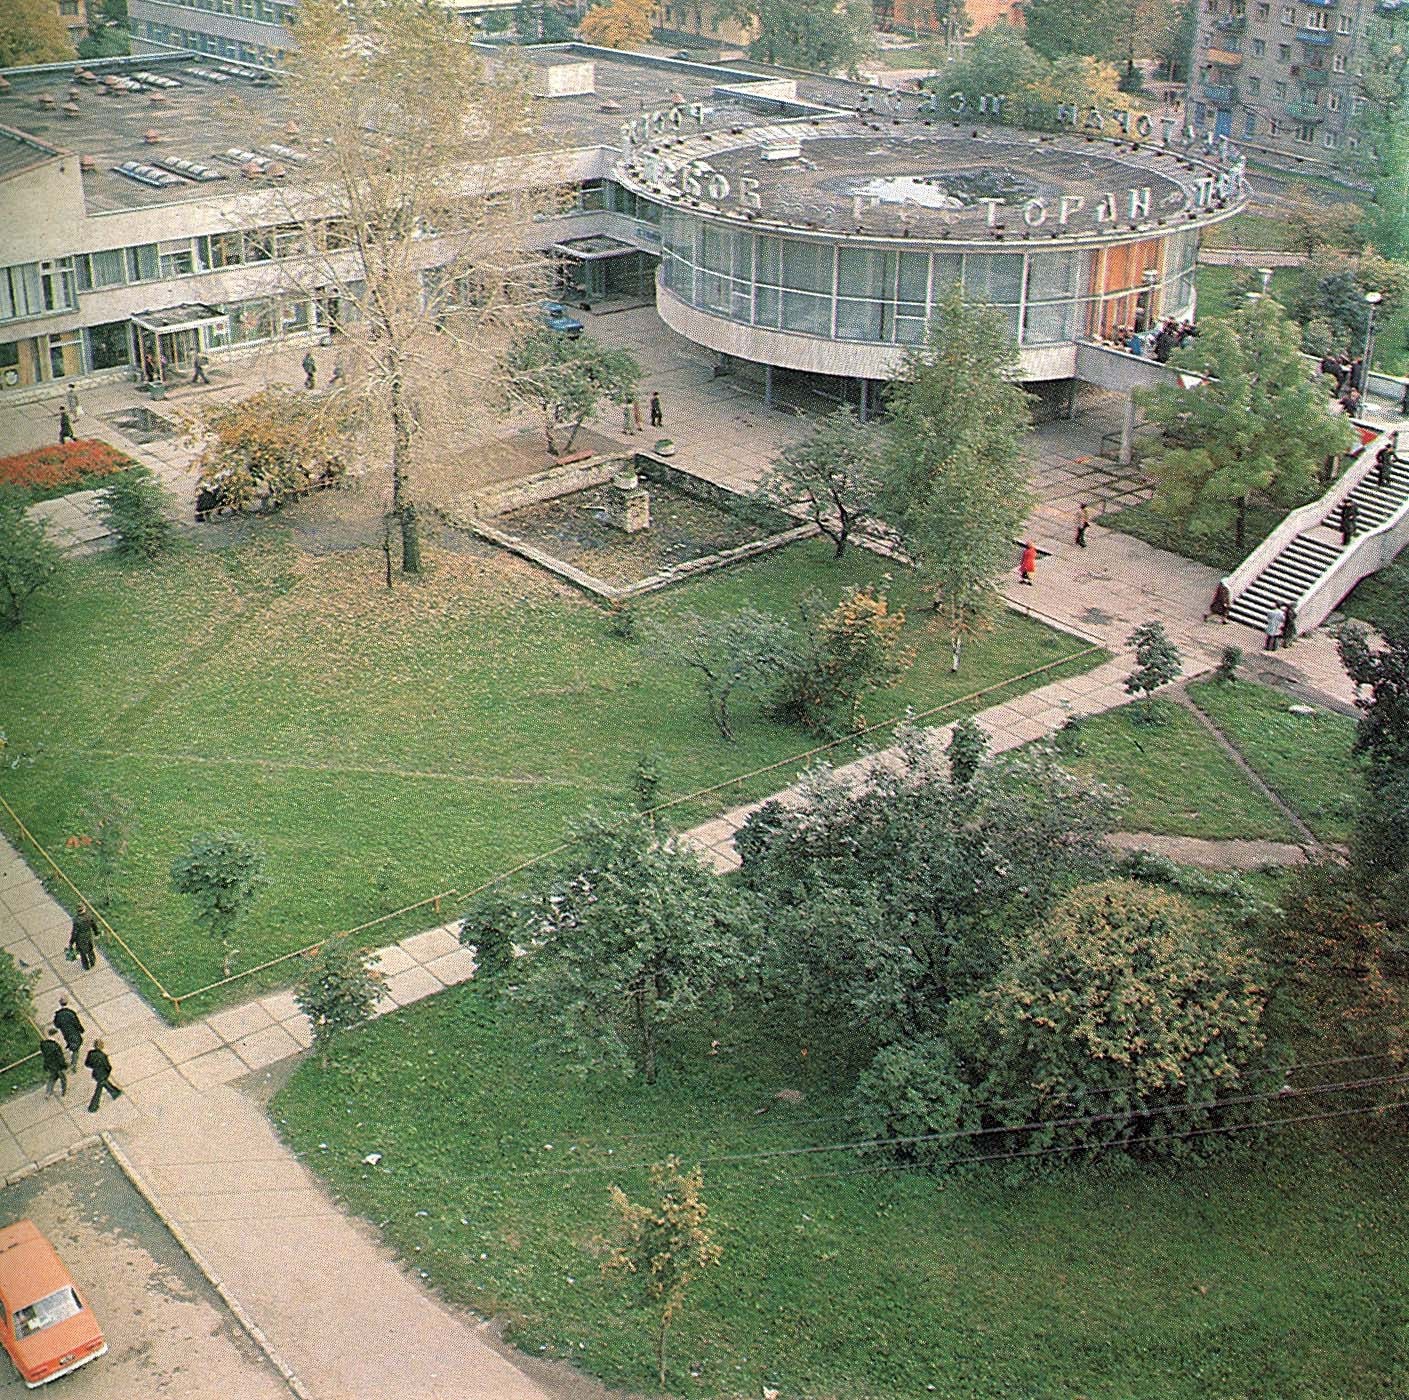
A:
0,1221,107,1388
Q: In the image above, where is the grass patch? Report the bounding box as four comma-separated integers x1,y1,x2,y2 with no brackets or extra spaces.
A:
1200,213,1299,252
1051,699,1298,841
1099,496,1287,575
1340,555,1409,634
0,532,1103,1018
1188,678,1359,843
272,982,1409,1400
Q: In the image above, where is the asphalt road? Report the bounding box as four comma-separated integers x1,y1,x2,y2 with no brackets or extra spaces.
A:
0,1146,292,1399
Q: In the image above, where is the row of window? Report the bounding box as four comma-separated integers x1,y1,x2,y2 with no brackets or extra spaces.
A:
136,20,283,64
1211,0,1359,29
147,0,294,23
659,213,1199,349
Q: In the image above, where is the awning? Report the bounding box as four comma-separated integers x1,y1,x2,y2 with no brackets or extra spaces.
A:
131,304,225,333
552,235,643,262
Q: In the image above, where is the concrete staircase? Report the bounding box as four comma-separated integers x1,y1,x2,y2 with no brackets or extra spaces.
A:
1229,438,1409,633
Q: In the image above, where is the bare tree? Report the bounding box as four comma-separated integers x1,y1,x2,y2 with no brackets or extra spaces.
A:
263,0,556,575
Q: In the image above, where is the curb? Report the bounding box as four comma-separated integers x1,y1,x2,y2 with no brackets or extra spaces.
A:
101,1132,315,1400
3,1132,102,1188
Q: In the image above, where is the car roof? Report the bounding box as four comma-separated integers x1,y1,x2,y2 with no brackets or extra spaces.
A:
0,1222,75,1305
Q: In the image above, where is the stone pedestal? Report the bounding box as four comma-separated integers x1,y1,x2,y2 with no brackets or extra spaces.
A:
605,470,650,533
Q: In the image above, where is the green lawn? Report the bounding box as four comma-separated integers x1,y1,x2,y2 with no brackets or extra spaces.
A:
1189,679,1360,843
273,983,1409,1400
1341,555,1409,634
1052,699,1298,841
1101,496,1288,575
1200,212,1299,252
0,532,1101,1019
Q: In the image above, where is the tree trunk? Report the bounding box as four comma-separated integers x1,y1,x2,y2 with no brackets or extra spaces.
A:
1234,494,1248,552
950,629,963,673
655,1313,669,1389
633,988,657,1084
389,372,422,576
833,507,849,558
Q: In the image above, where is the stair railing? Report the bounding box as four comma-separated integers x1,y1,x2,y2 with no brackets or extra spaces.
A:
1224,425,1394,610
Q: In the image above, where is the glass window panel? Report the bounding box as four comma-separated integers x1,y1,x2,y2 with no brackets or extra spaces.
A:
755,236,781,286
837,247,893,299
963,253,1023,304
731,283,752,323
1022,299,1075,344
932,252,962,297
699,271,730,313
85,320,131,370
836,297,884,342
1026,250,1079,301
127,245,159,281
780,240,832,294
755,285,781,328
699,224,730,275
895,314,928,345
897,250,929,303
782,290,830,335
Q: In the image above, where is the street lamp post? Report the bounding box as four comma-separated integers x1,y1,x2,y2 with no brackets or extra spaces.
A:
1364,290,1383,384
1258,266,1274,295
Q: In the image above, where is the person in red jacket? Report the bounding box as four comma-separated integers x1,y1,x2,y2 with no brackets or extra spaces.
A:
1019,541,1038,586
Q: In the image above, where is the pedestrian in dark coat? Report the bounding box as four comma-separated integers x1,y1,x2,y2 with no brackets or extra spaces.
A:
649,391,663,427
1377,437,1397,489
1075,503,1090,549
84,1040,122,1113
40,1034,67,1099
1340,497,1360,546
191,351,210,385
302,351,317,389
1281,600,1298,649
1206,581,1232,624
58,406,75,445
53,996,84,1069
1019,541,1038,586
68,905,97,971
1263,603,1286,652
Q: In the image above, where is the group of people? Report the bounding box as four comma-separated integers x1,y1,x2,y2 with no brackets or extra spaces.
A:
620,391,664,435
1114,318,1198,363
37,908,122,1113
1320,352,1367,416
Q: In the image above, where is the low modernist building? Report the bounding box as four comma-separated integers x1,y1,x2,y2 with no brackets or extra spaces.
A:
0,44,1246,402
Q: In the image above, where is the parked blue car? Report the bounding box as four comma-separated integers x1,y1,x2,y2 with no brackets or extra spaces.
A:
543,301,584,337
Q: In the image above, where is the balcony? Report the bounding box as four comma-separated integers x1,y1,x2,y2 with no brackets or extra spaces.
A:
1299,66,1330,85
1303,0,1337,8
1207,46,1244,65
1376,0,1405,12
1297,27,1333,44
1286,99,1325,121
1201,81,1237,104
1216,13,1247,30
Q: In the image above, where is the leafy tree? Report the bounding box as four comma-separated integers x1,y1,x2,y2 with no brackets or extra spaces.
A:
278,0,553,577
194,388,348,513
643,608,796,741
170,832,269,976
933,27,1047,122
756,407,882,559
1336,619,1409,785
295,937,384,1065
508,818,748,1082
1277,184,1364,260
457,892,519,979
1024,0,1165,76
1148,0,1195,81
604,1156,722,1388
96,467,172,560
0,0,74,66
945,715,989,788
769,584,912,734
580,0,654,48
1354,13,1409,258
1123,620,1182,721
879,297,1033,670
960,878,1267,1157
1135,297,1355,551
719,0,875,75
504,331,640,456
0,490,61,631
849,1035,976,1166
1287,251,1409,360
77,25,130,59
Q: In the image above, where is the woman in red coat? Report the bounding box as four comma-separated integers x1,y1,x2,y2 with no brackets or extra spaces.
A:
1019,541,1038,586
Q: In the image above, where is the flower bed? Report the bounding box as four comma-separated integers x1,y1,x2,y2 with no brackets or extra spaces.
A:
0,440,139,504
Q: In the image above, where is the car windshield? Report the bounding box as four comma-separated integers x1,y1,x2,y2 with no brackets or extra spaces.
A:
13,1288,80,1340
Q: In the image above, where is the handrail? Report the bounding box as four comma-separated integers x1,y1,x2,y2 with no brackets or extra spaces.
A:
1296,462,1409,633
1223,425,1390,601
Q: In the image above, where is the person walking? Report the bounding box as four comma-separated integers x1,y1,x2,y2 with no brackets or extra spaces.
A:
1281,599,1299,650
1263,602,1286,652
1019,540,1038,586
1399,379,1409,416
40,1033,67,1100
191,350,210,385
1206,581,1232,624
53,996,84,1070
84,1040,122,1113
68,904,97,971
65,383,81,421
58,405,76,445
632,398,643,433
1340,496,1360,547
649,391,663,427
1377,436,1397,489
302,350,317,390
1075,503,1090,549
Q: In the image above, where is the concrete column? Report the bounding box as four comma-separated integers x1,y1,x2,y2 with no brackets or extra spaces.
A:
1065,378,1078,420
858,378,869,423
764,362,773,409
1119,390,1137,466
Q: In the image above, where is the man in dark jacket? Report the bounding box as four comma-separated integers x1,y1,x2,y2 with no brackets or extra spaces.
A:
68,905,97,971
1340,497,1360,546
40,1033,67,1099
53,995,84,1069
85,1040,122,1113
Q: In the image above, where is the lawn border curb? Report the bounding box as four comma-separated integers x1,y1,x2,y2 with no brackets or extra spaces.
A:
2,1132,102,1188
101,1130,315,1400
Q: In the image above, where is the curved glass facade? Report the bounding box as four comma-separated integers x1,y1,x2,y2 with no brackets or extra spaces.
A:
659,208,1200,349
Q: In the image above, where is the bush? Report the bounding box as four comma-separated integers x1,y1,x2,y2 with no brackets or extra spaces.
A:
97,466,172,560
850,1035,976,1167
1215,645,1243,684
295,936,384,1064
0,441,136,504
0,490,61,630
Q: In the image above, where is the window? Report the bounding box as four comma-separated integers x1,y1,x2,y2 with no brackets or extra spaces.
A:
1303,9,1327,29
1243,112,1257,136
961,253,1022,305
13,1289,80,1340
1248,75,1261,92
1279,4,1293,20
1274,80,1287,97
1336,13,1350,31
1252,37,1265,53
1348,132,1360,149
159,239,195,277
1295,124,1315,143
1352,95,1368,112
85,321,131,371
38,261,76,314
1278,42,1291,58
1332,51,1346,70
1323,131,1339,148
1327,91,1341,110
126,244,159,281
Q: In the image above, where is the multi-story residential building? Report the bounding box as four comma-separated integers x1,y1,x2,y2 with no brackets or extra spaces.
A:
873,0,1024,43
1188,0,1395,172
